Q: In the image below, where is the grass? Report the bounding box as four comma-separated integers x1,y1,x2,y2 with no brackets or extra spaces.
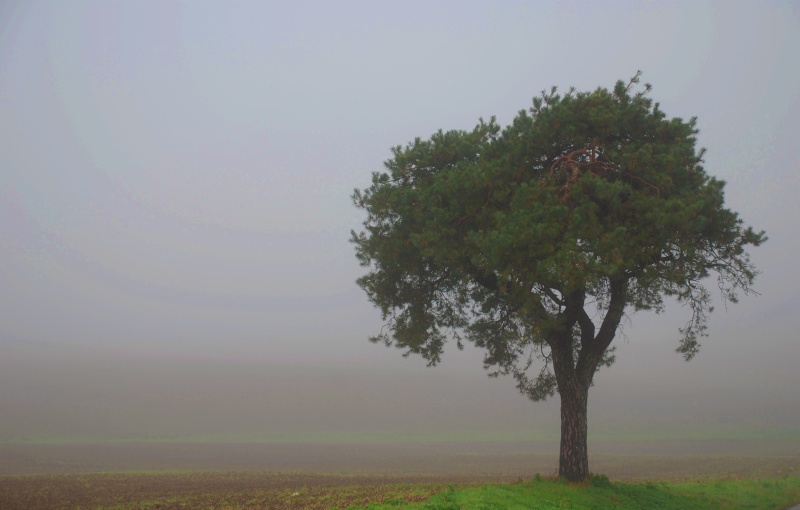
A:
346,475,800,510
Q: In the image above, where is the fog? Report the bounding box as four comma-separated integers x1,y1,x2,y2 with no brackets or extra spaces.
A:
1,2,799,448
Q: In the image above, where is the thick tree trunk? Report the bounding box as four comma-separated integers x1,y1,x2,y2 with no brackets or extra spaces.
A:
549,281,626,482
558,382,589,481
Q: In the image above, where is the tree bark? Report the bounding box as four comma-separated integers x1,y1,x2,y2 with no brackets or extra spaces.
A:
558,381,589,481
548,281,626,482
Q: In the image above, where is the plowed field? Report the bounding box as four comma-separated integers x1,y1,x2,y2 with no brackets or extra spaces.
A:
1,442,797,509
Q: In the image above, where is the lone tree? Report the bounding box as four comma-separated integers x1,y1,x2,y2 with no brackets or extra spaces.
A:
350,73,765,482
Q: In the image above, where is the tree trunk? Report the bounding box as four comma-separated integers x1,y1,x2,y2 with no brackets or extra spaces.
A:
558,383,589,482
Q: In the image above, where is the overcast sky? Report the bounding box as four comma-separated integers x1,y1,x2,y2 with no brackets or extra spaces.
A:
1,1,799,442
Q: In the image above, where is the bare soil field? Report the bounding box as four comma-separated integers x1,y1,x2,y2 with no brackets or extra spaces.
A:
1,442,798,509
0,471,488,510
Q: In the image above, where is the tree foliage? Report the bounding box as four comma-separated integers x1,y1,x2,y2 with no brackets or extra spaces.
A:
351,73,765,403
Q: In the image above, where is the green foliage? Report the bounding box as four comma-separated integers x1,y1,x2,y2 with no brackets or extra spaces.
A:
351,72,765,401
351,477,800,510
589,472,612,488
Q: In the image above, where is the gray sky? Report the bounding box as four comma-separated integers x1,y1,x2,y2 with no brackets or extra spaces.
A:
1,1,799,442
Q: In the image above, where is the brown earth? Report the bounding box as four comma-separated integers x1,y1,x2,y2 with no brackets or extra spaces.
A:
1,442,798,509
0,471,490,510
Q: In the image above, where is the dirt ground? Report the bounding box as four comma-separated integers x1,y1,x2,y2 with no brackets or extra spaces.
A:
0,471,492,510
1,441,798,509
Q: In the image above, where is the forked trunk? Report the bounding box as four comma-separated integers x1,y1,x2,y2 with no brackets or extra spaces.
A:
547,281,626,481
558,383,589,481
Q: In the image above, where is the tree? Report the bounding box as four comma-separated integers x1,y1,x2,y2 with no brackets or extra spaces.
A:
350,73,766,482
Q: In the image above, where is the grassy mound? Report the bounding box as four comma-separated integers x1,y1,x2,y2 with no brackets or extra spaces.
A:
347,475,800,510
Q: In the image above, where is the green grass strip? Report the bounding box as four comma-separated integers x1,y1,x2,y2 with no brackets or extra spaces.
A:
344,475,800,510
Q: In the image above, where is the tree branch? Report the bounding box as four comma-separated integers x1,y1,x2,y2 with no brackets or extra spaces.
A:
576,277,627,383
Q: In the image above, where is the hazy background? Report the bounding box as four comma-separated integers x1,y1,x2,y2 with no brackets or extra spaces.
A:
1,1,798,447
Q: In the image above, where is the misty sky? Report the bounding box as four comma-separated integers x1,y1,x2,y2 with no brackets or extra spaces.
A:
1,2,799,442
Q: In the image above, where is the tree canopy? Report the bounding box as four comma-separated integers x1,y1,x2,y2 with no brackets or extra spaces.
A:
351,73,765,480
